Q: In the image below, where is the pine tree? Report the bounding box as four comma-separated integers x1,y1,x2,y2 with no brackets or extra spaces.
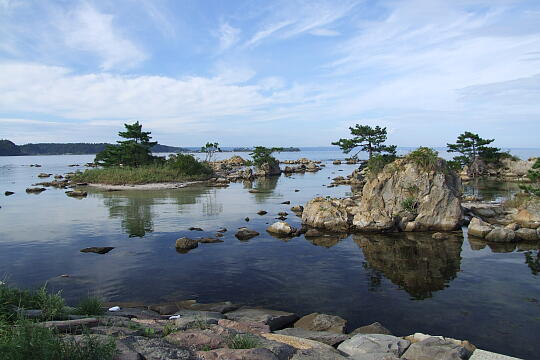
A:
332,124,396,159
95,122,158,167
447,131,500,167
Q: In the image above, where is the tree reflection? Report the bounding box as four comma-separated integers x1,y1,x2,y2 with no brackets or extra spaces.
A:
100,186,213,237
354,233,463,299
525,251,540,275
244,176,280,203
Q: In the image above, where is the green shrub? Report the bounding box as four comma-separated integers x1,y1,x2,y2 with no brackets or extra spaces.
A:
249,146,283,167
406,147,439,169
367,154,397,176
0,319,116,360
520,158,540,196
401,197,418,214
227,334,260,349
75,297,104,316
167,154,213,175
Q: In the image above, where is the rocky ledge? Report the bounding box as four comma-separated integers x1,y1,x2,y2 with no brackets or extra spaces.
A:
28,300,520,359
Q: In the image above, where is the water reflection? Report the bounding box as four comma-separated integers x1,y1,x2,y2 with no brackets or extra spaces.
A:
98,186,214,237
244,176,279,202
463,178,520,202
354,233,463,299
468,237,540,253
525,251,540,276
305,233,348,248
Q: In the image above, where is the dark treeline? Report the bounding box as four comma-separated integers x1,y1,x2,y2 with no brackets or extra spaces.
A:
0,139,185,156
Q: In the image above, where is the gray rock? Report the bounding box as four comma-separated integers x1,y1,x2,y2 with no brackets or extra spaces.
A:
432,232,449,240
350,322,392,336
485,227,516,242
107,307,161,320
225,307,299,331
515,228,539,241
117,336,193,360
337,334,410,358
173,310,224,330
275,327,349,346
294,312,347,334
402,336,471,360
467,218,493,238
267,221,297,237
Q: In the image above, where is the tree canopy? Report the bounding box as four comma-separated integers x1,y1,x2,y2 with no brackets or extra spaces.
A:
95,122,161,167
249,146,283,167
332,124,396,159
447,131,498,165
201,142,221,162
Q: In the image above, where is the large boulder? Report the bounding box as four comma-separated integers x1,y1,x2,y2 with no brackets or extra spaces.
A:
337,334,410,358
350,322,392,336
485,227,516,242
515,228,539,241
468,217,493,238
514,208,540,229
401,336,471,360
274,328,349,346
225,308,299,331
255,162,282,177
352,158,462,232
294,312,347,334
301,197,352,232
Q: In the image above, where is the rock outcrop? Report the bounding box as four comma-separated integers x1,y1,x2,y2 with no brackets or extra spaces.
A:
303,158,463,233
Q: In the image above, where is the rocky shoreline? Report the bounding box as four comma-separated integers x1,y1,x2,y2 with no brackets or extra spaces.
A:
25,299,519,360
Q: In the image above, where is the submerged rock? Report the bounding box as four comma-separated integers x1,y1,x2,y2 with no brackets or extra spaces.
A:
5,191,14,196
80,247,114,254
26,187,46,193
66,190,87,198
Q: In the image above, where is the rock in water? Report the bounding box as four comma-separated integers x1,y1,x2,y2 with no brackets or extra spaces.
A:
352,158,462,232
266,222,296,236
302,157,463,233
80,247,114,254
175,237,198,251
235,228,260,241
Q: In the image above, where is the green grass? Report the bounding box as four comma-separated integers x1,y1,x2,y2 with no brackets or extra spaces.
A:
227,334,260,349
75,297,104,316
0,282,64,322
0,319,116,360
71,164,213,185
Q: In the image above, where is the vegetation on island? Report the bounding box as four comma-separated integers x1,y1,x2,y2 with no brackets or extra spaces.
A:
201,142,222,162
73,122,213,184
520,158,540,196
446,131,516,171
0,282,116,360
249,146,283,167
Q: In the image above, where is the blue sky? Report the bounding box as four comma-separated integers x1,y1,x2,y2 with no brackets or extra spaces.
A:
1,0,539,147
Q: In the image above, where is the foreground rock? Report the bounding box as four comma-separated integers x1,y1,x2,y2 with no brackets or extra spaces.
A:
303,157,463,233
350,322,392,336
294,312,347,334
337,334,410,358
275,327,349,346
402,336,471,360
225,307,299,331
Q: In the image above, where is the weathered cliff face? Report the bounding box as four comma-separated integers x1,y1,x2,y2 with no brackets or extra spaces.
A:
302,158,463,233
351,159,463,232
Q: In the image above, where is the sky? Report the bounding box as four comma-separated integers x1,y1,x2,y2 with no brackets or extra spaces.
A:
0,0,539,147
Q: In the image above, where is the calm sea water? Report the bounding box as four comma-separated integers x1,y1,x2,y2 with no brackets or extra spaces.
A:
1,149,540,359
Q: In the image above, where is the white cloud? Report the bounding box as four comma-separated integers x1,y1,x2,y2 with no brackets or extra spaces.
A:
245,0,356,46
60,3,147,70
218,22,241,50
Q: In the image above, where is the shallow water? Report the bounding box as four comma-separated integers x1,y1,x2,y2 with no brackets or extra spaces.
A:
1,151,540,359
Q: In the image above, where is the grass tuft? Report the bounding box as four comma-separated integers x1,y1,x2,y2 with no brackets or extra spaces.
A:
75,297,104,316
227,334,260,349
